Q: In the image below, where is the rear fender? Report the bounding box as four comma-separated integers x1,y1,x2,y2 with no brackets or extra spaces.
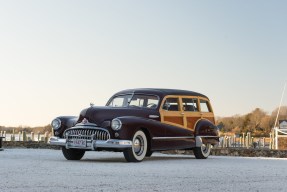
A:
195,119,219,146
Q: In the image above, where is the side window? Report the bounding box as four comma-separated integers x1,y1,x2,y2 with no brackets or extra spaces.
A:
200,100,212,112
129,97,144,107
109,97,125,107
162,98,179,111
129,95,159,108
182,98,198,112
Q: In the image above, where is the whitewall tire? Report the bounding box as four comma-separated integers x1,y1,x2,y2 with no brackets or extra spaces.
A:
123,130,147,162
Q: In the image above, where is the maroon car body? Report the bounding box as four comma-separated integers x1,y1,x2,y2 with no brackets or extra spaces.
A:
50,88,219,162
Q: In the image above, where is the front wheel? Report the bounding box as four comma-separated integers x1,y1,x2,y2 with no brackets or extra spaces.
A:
193,143,211,159
123,130,147,162
62,147,85,160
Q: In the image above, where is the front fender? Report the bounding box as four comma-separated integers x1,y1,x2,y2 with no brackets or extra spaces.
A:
115,116,163,140
53,116,78,137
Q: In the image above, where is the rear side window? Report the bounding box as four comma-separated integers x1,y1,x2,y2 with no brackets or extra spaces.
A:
200,100,212,112
162,98,179,111
182,98,199,112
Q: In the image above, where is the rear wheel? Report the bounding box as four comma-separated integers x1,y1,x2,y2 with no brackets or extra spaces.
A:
193,143,211,159
62,147,85,160
124,130,147,162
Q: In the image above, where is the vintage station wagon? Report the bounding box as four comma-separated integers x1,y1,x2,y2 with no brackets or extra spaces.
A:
49,88,219,162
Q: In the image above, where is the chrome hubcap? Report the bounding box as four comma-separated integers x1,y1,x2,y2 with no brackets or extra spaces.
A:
133,136,144,155
201,144,210,154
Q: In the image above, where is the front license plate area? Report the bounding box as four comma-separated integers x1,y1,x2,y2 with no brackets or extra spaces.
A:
71,139,87,148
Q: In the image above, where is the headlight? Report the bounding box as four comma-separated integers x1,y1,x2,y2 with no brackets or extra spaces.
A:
51,118,61,130
111,118,122,131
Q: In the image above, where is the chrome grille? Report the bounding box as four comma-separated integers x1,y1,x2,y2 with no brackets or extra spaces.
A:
65,128,110,141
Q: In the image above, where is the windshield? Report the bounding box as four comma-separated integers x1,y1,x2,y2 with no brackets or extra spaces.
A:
108,94,159,109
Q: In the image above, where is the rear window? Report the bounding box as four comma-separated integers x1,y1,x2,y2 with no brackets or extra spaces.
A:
200,100,212,112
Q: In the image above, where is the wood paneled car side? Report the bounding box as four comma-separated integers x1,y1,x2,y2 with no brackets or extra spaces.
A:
49,88,219,162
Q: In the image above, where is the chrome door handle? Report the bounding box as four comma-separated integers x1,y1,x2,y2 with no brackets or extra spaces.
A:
149,115,159,118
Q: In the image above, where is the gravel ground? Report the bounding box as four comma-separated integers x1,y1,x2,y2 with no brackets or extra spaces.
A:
0,149,287,192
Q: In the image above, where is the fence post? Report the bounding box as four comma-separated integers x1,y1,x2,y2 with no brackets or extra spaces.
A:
37,132,41,142
247,132,251,147
44,132,48,143
242,133,245,147
23,131,27,141
269,132,272,149
31,132,34,141
234,135,236,147
4,131,6,141
18,131,21,141
262,137,265,148
12,129,15,141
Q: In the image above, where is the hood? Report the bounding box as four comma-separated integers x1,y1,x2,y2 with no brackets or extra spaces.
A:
78,106,160,126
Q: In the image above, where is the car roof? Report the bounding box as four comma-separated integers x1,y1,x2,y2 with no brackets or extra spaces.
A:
113,88,209,99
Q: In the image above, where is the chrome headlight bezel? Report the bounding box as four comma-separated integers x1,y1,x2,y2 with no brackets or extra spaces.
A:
51,118,61,130
111,118,122,131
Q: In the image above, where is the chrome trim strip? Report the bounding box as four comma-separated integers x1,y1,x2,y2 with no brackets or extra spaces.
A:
198,136,219,138
149,115,159,118
69,125,100,129
152,136,194,140
75,122,98,127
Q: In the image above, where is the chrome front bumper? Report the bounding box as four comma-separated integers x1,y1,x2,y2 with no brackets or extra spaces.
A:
49,136,132,150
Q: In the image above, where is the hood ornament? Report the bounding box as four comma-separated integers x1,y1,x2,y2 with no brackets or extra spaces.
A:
82,118,89,124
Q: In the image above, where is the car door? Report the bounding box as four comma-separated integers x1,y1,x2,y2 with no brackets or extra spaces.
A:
181,97,201,130
159,96,195,150
159,96,185,128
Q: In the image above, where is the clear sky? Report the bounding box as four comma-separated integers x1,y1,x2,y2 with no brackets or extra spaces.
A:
0,0,287,127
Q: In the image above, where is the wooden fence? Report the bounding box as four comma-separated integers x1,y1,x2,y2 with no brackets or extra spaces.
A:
0,131,51,143
217,136,272,149
218,133,271,149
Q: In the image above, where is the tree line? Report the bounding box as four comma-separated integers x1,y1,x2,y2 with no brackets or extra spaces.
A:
216,106,287,137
